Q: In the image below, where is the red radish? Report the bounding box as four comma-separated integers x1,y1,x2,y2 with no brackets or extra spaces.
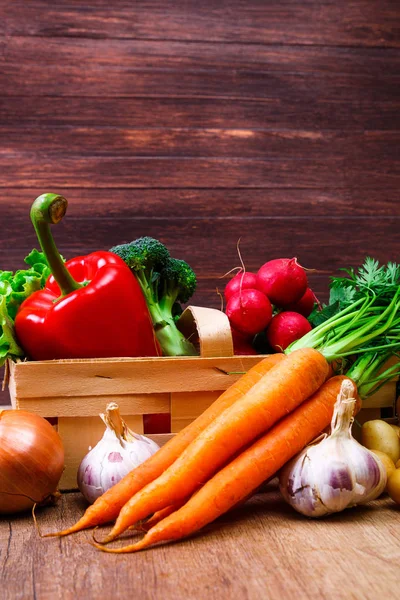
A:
257,258,308,307
231,328,257,355
284,287,318,318
266,311,312,352
224,271,258,302
226,289,272,336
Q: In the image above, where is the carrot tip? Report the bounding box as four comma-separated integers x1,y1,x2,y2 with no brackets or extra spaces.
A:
90,540,118,553
89,539,146,554
32,503,71,539
91,526,109,545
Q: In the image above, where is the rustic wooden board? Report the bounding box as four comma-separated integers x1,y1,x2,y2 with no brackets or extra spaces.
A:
12,393,171,418
2,156,399,189
1,96,398,131
3,127,400,160
0,489,399,600
4,38,400,75
4,65,398,103
2,1,399,47
0,188,399,219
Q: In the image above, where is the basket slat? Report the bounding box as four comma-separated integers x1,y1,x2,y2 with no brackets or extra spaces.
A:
362,382,397,409
12,392,171,418
8,356,259,398
171,390,221,433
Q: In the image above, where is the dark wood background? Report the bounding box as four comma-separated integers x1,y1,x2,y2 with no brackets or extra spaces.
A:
0,1,399,392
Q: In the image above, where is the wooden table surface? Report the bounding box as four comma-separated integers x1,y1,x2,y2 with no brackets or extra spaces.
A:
1,1,400,598
1,482,399,600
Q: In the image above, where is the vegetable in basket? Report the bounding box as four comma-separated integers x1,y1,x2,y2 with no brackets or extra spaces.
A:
15,194,160,360
109,237,197,356
0,249,51,366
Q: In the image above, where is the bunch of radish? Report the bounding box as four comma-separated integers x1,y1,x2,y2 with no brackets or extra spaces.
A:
224,258,318,354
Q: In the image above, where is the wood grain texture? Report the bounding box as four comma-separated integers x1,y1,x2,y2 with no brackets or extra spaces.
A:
1,60,398,101
0,488,399,600
1,188,398,218
3,37,400,76
171,390,229,433
3,127,400,159
1,36,399,109
2,1,400,47
1,156,399,190
9,356,265,399
12,393,171,418
1,96,398,130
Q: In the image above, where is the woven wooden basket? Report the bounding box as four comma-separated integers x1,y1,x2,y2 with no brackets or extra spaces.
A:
6,306,399,490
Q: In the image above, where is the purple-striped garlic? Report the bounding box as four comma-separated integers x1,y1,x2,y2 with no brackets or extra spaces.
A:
78,403,159,504
279,379,387,518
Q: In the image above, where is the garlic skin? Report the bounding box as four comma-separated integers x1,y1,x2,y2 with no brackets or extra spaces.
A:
279,379,387,518
78,403,160,504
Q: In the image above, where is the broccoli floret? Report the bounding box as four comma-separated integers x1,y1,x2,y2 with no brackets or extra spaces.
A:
158,258,197,313
109,238,197,356
110,237,169,299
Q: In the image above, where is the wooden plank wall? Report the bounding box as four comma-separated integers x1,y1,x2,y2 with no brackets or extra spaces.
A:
0,1,399,403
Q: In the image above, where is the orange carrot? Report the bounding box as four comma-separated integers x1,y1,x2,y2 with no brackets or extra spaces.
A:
139,502,188,532
50,352,285,536
102,347,329,543
93,375,354,553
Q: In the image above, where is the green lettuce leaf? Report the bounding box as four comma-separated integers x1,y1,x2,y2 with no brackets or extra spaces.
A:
0,249,52,366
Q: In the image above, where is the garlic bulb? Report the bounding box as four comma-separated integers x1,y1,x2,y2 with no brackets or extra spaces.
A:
78,403,160,504
279,379,387,517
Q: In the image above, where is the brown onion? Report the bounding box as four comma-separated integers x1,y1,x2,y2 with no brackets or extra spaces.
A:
0,409,65,514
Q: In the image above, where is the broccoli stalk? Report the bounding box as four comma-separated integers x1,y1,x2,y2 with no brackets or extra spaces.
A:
110,237,198,356
157,258,197,355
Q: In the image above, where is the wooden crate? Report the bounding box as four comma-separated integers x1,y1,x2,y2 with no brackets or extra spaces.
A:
6,354,399,490
4,306,400,491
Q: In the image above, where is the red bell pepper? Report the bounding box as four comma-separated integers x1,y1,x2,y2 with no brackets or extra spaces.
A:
15,193,160,360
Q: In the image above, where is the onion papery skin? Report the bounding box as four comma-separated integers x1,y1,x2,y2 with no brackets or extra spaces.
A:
0,410,65,514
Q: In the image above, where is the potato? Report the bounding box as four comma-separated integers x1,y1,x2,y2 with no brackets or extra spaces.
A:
370,449,396,485
386,469,400,504
361,420,400,464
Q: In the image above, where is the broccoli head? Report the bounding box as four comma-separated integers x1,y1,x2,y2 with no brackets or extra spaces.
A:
159,258,197,310
110,237,170,286
109,238,197,356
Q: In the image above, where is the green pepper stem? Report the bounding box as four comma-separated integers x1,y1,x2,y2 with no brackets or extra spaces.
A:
30,193,82,296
